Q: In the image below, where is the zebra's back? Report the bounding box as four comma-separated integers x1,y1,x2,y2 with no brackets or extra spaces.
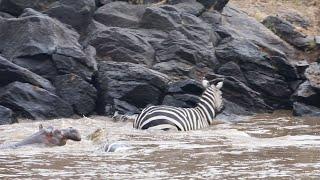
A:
133,105,208,131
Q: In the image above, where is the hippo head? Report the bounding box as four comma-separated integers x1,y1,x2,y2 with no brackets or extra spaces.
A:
61,127,81,141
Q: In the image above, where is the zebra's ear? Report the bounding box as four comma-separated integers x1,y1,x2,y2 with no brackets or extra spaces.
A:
202,79,210,88
216,81,223,89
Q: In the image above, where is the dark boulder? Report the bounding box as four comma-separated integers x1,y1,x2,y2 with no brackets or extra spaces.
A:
88,27,155,66
0,0,57,16
215,38,294,108
305,62,320,92
0,105,17,125
211,5,297,61
95,61,170,115
262,16,314,50
196,0,229,12
94,1,145,28
277,10,310,29
293,102,320,117
0,11,14,18
162,94,200,108
0,55,55,92
162,79,203,108
140,5,182,31
45,0,96,33
217,61,247,84
0,9,95,81
169,0,204,15
291,81,320,108
0,82,73,120
53,74,97,116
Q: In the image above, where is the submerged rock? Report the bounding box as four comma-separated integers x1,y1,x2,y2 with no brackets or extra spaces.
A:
293,102,320,117
0,82,73,120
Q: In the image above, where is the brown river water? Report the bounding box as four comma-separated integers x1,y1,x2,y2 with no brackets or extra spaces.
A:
0,111,319,179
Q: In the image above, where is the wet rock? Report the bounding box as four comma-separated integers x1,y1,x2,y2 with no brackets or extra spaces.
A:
94,1,145,28
270,56,298,81
53,74,97,116
215,38,294,108
45,0,96,32
0,105,16,125
305,62,320,92
294,60,309,80
0,55,55,92
293,102,320,117
219,76,272,113
262,16,314,50
196,0,229,12
0,0,57,16
95,61,170,115
88,27,155,66
291,81,320,107
0,82,73,120
0,11,14,18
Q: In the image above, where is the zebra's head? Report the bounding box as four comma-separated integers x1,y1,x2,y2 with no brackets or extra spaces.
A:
202,79,224,112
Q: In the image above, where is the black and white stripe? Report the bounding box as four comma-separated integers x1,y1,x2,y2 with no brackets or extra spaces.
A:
133,80,224,131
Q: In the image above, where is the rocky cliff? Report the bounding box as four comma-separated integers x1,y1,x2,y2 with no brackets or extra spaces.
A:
0,0,319,124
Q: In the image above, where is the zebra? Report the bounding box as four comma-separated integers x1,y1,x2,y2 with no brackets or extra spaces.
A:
132,79,224,131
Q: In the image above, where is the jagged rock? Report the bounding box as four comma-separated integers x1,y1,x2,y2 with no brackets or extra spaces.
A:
217,61,247,84
291,81,320,107
305,62,320,92
162,94,200,108
196,0,229,12
262,16,314,50
0,82,73,119
215,38,294,108
95,61,170,115
0,11,14,18
270,56,298,81
0,105,16,125
0,55,55,92
94,1,145,28
0,0,57,16
45,0,96,32
162,79,203,108
278,10,310,29
211,5,296,61
53,74,97,116
88,27,155,66
294,60,309,79
140,5,182,31
167,79,203,95
12,54,58,81
293,102,320,117
0,9,95,81
169,0,204,15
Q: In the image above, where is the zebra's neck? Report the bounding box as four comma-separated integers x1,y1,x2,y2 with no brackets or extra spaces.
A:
196,87,217,125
